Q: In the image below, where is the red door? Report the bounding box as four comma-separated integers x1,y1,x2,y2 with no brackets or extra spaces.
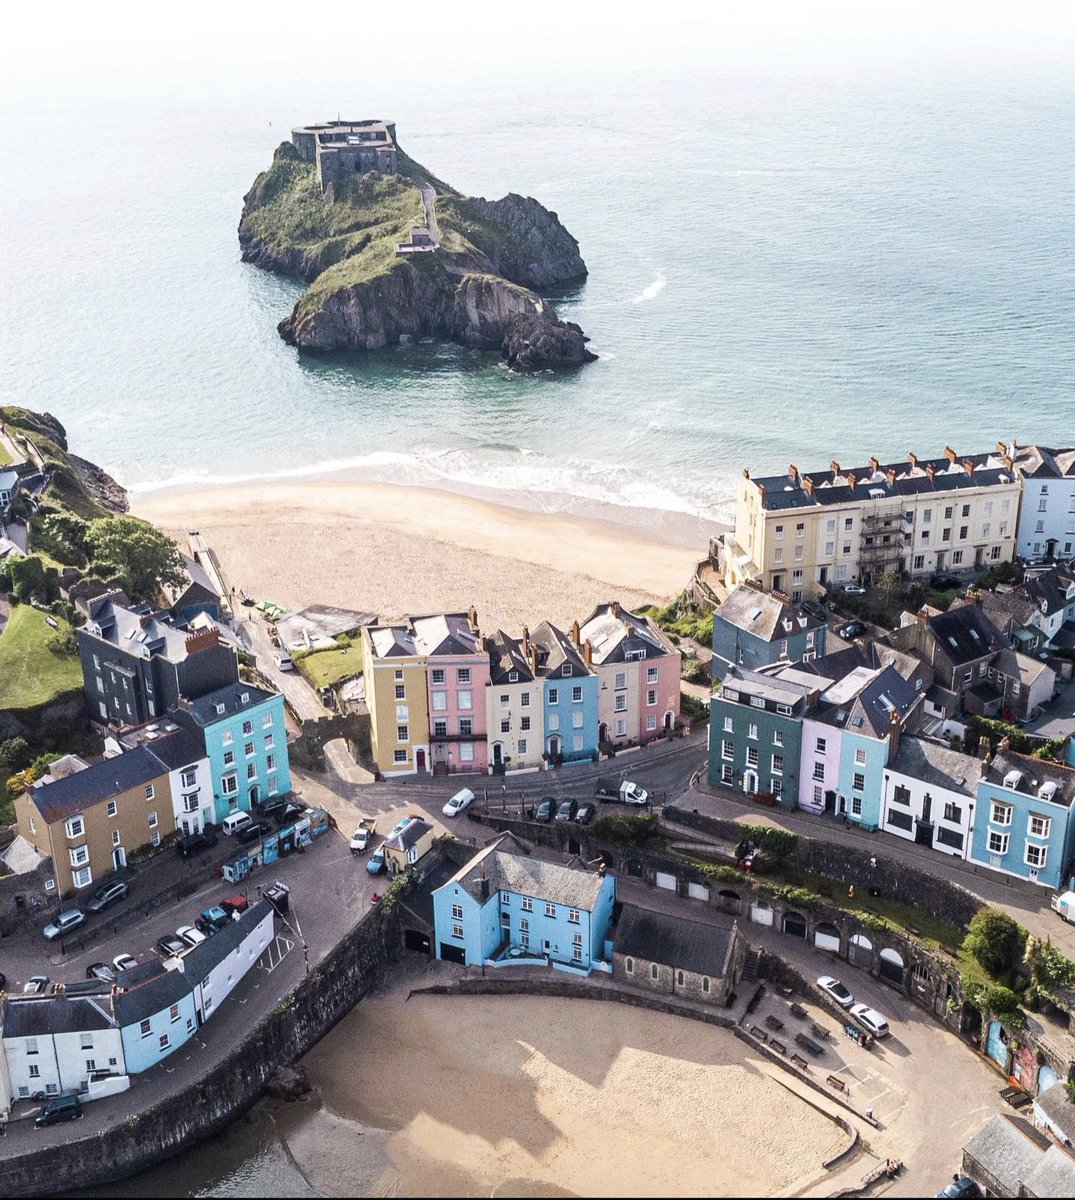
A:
416,749,426,772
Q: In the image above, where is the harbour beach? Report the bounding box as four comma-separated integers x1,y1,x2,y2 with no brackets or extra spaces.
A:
132,477,719,629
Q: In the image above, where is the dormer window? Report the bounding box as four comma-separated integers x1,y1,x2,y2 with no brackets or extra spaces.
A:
563,664,573,676
240,691,250,703
508,671,518,682
215,703,226,715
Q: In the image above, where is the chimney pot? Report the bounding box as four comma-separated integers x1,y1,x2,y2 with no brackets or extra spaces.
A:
870,455,881,473
830,460,841,476
803,476,815,497
886,467,896,485
743,468,750,480
1003,455,1014,472
908,451,918,468
944,445,958,463
584,639,593,667
611,600,622,618
788,464,799,483
926,463,936,482
964,459,975,476
571,620,581,647
996,441,1008,457
847,472,858,490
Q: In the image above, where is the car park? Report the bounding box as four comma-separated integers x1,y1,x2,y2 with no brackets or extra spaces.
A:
86,879,129,913
112,953,138,973
34,1094,83,1127
841,582,867,594
535,796,556,822
850,1002,890,1038
24,975,50,994
43,909,85,941
175,829,218,858
442,787,476,818
237,820,269,845
156,933,187,958
366,847,387,875
575,801,597,825
86,962,116,983
838,621,867,640
177,924,208,948
555,798,578,823
817,975,854,1008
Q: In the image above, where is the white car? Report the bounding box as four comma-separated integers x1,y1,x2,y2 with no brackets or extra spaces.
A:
112,953,138,973
176,924,208,948
850,1003,890,1038
841,582,867,595
349,827,371,853
817,975,855,1009
442,787,476,818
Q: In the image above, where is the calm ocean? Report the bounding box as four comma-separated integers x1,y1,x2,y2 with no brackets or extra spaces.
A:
7,5,1075,1193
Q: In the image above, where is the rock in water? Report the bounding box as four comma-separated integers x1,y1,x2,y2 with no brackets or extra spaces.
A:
503,312,596,371
266,1064,311,1101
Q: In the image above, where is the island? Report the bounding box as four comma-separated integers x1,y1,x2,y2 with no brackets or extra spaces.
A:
238,119,595,371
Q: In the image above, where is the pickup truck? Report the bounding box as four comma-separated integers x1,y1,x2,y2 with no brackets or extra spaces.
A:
593,777,649,806
1051,891,1075,923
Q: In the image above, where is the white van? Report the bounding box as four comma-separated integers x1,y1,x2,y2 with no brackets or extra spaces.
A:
275,651,294,672
222,812,252,836
442,788,476,818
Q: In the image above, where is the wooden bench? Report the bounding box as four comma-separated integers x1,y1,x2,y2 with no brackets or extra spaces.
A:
791,1054,809,1070
827,1073,847,1094
769,1039,787,1056
789,1002,808,1019
810,1022,831,1040
765,1014,785,1031
795,1032,825,1056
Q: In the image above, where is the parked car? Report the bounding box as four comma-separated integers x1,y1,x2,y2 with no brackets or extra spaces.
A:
535,796,557,823
176,924,208,948
85,962,116,983
196,905,232,934
936,1178,981,1198
841,582,867,594
366,847,387,875
112,953,138,973
817,975,854,1008
34,1093,82,1127
237,820,269,845
43,909,85,941
838,621,867,640
274,802,306,827
574,801,597,825
175,829,218,858
156,933,187,958
801,599,829,623
850,1002,890,1038
555,798,578,823
220,894,249,915
258,799,287,821
24,975,50,994
275,651,294,672
442,787,476,818
930,573,962,591
222,812,253,836
86,879,129,913
349,826,372,853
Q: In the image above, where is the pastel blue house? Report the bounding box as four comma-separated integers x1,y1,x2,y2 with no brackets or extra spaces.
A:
711,585,827,679
433,834,616,970
532,621,600,765
174,683,291,820
114,965,198,1073
969,751,1075,891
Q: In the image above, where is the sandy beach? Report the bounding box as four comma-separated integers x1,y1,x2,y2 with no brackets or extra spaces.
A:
274,987,847,1197
133,479,713,631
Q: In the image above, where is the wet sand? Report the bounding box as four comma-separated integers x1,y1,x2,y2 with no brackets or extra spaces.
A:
274,987,847,1198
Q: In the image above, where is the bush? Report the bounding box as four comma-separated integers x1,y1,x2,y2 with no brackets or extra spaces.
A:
591,813,658,845
0,737,30,770
965,907,1026,976
740,824,798,861
681,693,709,723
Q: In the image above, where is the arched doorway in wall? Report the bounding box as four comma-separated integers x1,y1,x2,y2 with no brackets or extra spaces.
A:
783,911,808,939
879,947,905,985
743,769,759,795
849,933,873,968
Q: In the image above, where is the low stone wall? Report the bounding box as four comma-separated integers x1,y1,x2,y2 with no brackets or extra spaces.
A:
0,895,405,1197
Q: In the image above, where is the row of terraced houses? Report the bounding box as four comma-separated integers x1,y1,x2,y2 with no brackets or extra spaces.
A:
361,602,682,777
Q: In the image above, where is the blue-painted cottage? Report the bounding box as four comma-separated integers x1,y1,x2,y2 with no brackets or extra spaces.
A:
531,621,600,766
711,584,827,679
969,750,1075,891
173,682,290,820
433,834,616,970
113,964,198,1073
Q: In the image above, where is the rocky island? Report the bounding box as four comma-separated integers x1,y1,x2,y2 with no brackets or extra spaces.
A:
239,119,594,371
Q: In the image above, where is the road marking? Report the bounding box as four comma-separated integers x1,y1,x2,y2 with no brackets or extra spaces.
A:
259,935,294,973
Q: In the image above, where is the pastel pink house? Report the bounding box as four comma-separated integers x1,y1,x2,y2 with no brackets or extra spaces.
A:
413,610,491,775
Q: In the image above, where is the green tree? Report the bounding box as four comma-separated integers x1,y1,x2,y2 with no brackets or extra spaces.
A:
965,907,1026,976
879,570,901,593
9,554,47,602
34,512,91,565
87,517,185,600
0,737,30,769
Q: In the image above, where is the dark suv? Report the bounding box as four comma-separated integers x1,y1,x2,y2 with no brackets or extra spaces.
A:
175,829,219,858
35,1094,82,1126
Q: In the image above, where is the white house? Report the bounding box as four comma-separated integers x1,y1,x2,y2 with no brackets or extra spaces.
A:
880,737,983,859
106,725,214,835
1013,444,1075,561
173,899,275,1023
1,991,129,1110
486,629,545,772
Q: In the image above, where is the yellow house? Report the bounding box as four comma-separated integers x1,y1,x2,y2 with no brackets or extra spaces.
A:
16,746,178,896
382,816,437,874
362,623,431,776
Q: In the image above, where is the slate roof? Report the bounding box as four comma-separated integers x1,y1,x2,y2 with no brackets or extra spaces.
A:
720,665,815,711
1,994,117,1038
83,597,198,662
614,904,736,977
0,468,20,492
113,964,194,1027
816,664,921,736
442,837,607,910
530,621,593,680
179,900,274,981
578,602,677,663
889,736,983,798
1035,1081,1075,1143
928,604,1005,666
992,649,1052,688
136,727,207,771
487,629,536,685
411,612,482,657
30,744,170,823
983,750,1075,808
964,1114,1053,1193
1021,567,1075,618
713,586,826,643
1023,1145,1075,1197
1013,443,1075,480
384,818,433,852
752,449,1017,512
367,623,417,658
275,605,376,649
186,682,275,725
980,588,1041,632
162,554,219,608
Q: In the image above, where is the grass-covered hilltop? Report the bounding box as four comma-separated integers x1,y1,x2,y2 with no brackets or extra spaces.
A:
239,136,595,371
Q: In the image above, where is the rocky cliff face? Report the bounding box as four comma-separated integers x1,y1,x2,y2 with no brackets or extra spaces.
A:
240,140,593,371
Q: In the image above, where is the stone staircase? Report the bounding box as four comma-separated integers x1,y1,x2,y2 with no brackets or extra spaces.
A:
742,948,761,981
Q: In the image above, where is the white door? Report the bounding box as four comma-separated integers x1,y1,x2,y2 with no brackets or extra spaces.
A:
750,903,774,927
655,872,677,891
687,882,710,902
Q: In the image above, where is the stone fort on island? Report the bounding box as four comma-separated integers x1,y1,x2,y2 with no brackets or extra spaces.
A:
291,119,399,196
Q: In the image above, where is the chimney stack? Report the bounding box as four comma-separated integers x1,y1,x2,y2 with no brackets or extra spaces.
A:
944,445,958,464
522,626,530,656
996,441,1008,457
743,468,750,480
830,460,842,476
925,463,936,483
908,451,918,469
479,872,489,900
847,472,858,490
758,484,766,503
468,605,478,632
612,600,622,618
1003,455,1014,472
584,639,593,667
886,467,896,485
964,459,975,477
888,709,902,759
530,644,539,675
571,620,581,647
803,476,815,498
870,455,881,473
789,464,799,484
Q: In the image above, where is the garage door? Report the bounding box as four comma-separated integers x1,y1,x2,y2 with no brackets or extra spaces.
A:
439,942,466,964
655,872,677,892
750,903,774,927
782,912,808,939
405,929,431,955
687,882,710,902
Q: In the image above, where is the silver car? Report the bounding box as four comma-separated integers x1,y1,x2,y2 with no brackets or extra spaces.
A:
43,909,85,940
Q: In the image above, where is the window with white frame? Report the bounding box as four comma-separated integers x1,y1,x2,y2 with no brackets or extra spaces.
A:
393,750,407,764
647,666,659,683
144,784,155,800
748,723,758,740
458,689,473,710
746,746,759,767
148,811,158,828
773,729,783,747
431,668,444,684
813,784,823,804
452,924,464,939
572,709,584,729
572,685,583,702
991,802,1013,826
522,897,533,911
813,761,825,781
1028,814,1052,839
646,715,657,731
262,712,273,728
815,736,827,753
65,816,85,839
548,687,559,705
851,795,862,816
988,830,1010,855
452,903,463,920
545,902,556,917
72,866,92,888
112,829,121,847
246,763,257,780
1025,843,1048,869
397,724,409,742
854,747,866,765
853,772,865,792
721,763,734,784
222,773,238,794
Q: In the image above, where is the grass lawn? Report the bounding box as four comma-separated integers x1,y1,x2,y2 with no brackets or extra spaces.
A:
0,441,12,465
0,605,83,710
295,642,364,690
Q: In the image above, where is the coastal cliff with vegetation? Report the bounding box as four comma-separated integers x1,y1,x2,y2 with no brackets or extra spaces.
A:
238,142,594,370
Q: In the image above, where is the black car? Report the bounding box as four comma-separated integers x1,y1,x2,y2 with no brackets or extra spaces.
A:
574,801,597,825
258,799,287,821
35,1094,82,1127
930,573,962,590
85,962,116,983
237,820,269,845
175,829,219,858
156,934,187,958
801,599,829,624
86,879,129,913
555,798,578,823
534,797,556,823
274,802,305,827
838,621,867,640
